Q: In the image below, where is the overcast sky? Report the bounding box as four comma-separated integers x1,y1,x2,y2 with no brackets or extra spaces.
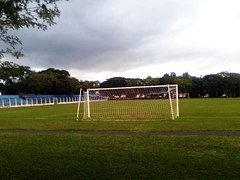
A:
5,0,240,82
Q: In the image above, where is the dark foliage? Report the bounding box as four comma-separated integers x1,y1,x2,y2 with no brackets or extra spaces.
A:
1,61,240,97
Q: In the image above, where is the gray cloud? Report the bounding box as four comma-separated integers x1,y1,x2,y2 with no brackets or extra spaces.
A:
15,1,194,65
8,0,240,81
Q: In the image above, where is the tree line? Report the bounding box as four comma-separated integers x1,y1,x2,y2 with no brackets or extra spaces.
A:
1,61,240,98
100,72,240,98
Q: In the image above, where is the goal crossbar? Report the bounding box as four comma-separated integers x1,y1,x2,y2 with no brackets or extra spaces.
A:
87,84,177,91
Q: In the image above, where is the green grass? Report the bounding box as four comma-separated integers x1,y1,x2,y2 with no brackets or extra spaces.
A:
0,98,240,179
0,98,240,131
89,99,174,120
0,134,240,179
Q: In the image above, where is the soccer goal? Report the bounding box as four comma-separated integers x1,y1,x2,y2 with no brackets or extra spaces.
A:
82,84,179,120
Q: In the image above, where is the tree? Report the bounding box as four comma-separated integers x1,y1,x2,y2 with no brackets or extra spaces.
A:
143,76,159,85
226,73,240,97
159,73,176,85
189,77,204,98
176,76,192,93
100,77,128,88
0,0,67,58
203,74,226,98
0,60,31,93
182,72,191,78
20,73,54,94
126,78,145,86
20,68,81,95
79,80,99,91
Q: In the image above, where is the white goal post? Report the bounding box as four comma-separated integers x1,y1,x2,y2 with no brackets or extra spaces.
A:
82,84,179,120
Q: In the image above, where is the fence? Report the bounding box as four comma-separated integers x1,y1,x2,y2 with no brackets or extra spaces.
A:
0,95,80,108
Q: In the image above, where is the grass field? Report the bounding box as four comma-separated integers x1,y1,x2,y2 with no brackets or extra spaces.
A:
1,98,240,131
88,99,177,120
0,98,240,179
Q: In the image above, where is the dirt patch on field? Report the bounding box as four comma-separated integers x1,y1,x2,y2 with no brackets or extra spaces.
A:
1,129,240,136
126,114,145,119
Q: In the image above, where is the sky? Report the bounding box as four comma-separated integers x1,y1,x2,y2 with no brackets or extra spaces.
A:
4,0,240,82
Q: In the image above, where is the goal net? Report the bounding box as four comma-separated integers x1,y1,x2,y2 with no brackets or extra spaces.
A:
83,84,179,120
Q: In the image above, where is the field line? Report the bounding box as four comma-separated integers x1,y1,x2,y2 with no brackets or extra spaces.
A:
1,129,240,136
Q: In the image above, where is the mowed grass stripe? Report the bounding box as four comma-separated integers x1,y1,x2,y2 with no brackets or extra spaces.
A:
0,98,240,131
1,129,240,136
0,98,240,179
0,134,240,179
